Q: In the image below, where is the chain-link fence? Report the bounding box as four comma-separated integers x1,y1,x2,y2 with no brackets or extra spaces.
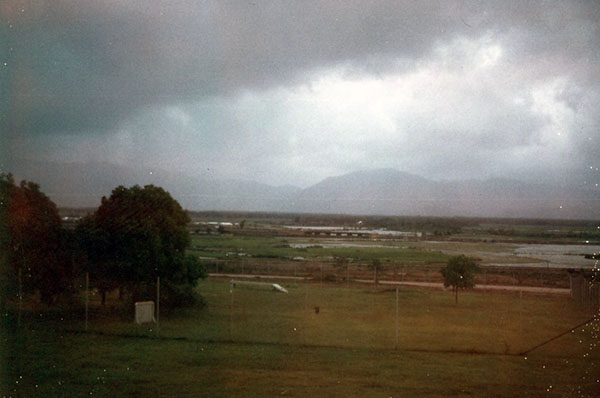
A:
8,273,583,356
206,258,571,289
4,262,591,355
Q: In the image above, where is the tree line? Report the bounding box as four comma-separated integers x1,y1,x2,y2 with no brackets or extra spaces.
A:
0,173,205,311
0,172,483,310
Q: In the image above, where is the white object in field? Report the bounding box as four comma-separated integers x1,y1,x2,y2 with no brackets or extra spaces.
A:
231,280,288,293
272,284,288,293
135,301,156,324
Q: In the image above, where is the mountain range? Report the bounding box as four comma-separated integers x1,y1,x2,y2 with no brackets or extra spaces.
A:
10,162,600,219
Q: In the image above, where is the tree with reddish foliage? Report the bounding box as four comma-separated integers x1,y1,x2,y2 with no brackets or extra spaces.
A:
0,173,72,306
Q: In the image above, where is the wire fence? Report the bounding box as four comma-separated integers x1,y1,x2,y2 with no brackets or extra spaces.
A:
5,258,598,359
568,270,600,314
7,273,598,358
206,258,571,289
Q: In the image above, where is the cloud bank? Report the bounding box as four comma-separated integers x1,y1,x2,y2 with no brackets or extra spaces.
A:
2,0,599,193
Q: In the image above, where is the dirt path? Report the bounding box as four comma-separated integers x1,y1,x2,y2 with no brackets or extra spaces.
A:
209,273,571,294
360,279,571,294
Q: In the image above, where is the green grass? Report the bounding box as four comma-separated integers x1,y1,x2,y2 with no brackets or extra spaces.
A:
3,280,600,397
189,235,448,264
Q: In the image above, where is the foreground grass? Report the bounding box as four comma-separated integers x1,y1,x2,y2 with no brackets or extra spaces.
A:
3,280,600,397
6,332,599,398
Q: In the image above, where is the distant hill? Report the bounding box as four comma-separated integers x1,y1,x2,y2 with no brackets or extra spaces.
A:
10,162,599,219
293,169,437,215
11,160,301,211
293,169,599,219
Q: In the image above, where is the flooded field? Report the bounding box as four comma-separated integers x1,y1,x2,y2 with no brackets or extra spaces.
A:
511,244,600,268
419,241,599,269
289,242,408,249
284,225,422,237
289,239,600,269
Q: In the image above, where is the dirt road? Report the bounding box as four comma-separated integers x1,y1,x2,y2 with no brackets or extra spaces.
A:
209,273,571,294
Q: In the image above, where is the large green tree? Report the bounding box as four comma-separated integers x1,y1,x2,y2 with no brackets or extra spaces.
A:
78,185,205,307
440,255,480,304
0,174,71,306
75,214,119,306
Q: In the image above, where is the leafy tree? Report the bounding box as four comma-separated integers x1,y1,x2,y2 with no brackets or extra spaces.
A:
79,185,205,307
440,255,480,304
0,173,71,306
75,214,119,306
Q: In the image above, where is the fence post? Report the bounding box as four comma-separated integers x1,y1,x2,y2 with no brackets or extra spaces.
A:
85,272,89,331
395,287,399,350
303,284,308,345
484,269,487,291
347,264,350,288
518,290,523,348
229,281,234,341
156,276,160,338
320,264,323,285
17,267,22,327
580,274,586,307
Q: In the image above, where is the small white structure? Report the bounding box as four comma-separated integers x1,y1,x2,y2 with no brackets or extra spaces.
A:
272,284,289,293
134,301,156,324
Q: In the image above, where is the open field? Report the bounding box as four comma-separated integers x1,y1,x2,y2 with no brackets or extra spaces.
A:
6,214,599,396
189,234,590,288
187,212,600,244
189,235,450,264
3,279,599,397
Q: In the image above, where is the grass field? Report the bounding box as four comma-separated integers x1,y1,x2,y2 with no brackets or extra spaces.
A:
3,279,600,397
189,235,449,264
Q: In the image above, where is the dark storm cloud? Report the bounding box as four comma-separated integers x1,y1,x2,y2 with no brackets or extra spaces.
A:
5,0,597,136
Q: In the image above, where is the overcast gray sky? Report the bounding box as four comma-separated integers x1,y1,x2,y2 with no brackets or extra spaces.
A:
2,0,599,188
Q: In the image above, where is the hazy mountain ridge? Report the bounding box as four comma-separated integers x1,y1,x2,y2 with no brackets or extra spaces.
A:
10,162,599,219
11,160,301,212
294,169,598,219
